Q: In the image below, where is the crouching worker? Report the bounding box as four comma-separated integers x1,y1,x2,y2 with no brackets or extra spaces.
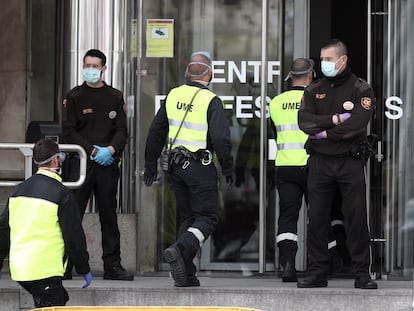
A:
0,138,92,308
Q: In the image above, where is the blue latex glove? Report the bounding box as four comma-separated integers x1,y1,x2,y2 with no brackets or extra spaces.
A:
339,112,351,122
82,272,92,288
93,145,114,167
309,131,327,140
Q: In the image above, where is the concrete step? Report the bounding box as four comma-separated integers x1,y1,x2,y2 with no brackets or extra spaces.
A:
0,274,412,311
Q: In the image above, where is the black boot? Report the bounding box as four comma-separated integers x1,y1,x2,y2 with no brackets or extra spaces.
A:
281,262,297,282
297,274,328,288
354,276,378,289
164,243,187,286
174,275,200,287
165,232,200,287
103,263,134,281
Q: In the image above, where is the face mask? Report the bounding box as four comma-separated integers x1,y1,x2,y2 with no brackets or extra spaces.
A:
83,68,101,84
321,57,342,77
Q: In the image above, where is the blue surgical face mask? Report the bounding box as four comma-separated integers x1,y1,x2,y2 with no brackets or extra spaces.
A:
83,68,101,84
321,57,342,77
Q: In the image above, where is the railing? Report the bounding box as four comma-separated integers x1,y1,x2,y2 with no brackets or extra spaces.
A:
0,143,86,189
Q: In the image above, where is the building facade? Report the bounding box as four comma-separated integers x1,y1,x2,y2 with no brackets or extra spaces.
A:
0,0,413,280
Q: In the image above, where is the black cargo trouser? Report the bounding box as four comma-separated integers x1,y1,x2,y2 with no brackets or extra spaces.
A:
169,157,220,276
18,276,69,308
307,153,370,278
276,166,307,266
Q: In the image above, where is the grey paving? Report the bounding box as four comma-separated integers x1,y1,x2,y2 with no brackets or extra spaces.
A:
0,273,412,311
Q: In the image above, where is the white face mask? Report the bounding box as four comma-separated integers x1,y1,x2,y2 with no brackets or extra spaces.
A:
83,68,101,84
321,57,343,77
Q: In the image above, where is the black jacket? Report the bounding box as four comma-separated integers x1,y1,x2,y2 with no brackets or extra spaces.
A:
298,66,374,156
62,82,128,157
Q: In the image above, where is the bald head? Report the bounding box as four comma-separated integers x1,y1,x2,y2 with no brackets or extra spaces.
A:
186,51,212,82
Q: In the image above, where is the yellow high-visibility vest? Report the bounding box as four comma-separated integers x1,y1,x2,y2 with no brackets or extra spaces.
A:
9,169,66,281
269,89,309,166
166,85,215,152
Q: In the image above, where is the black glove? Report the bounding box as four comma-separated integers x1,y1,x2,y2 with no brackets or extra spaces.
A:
144,162,157,187
225,175,234,190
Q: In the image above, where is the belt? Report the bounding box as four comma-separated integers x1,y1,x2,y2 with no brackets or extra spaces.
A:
171,146,213,169
312,151,351,158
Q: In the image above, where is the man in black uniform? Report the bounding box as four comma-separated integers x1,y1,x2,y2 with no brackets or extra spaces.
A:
0,139,91,307
297,39,377,289
144,51,234,287
62,49,133,280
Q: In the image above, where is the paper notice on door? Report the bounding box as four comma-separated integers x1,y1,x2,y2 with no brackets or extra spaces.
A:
146,19,174,58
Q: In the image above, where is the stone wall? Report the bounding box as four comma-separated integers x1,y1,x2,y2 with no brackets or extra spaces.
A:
0,1,27,181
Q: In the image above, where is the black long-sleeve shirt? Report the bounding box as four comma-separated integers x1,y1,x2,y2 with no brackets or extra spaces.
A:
298,66,374,155
145,82,233,176
62,82,128,156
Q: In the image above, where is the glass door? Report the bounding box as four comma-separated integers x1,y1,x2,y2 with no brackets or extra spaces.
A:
369,0,414,279
139,0,312,273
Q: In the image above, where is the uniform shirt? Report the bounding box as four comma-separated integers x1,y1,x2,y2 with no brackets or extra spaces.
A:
62,82,128,156
298,66,374,156
0,169,90,279
145,81,233,177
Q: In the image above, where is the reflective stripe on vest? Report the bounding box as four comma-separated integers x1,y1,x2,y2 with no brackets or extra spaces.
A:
269,89,309,166
166,85,216,152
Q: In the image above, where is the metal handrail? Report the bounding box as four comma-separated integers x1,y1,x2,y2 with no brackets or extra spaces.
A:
0,143,86,189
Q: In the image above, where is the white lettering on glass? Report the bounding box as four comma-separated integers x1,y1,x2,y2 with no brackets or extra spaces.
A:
385,96,403,120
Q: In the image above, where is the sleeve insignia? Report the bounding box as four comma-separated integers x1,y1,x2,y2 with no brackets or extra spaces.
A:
361,97,372,110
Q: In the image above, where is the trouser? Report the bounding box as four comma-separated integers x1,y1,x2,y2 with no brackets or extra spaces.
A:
330,192,351,265
307,154,370,278
72,161,121,271
276,166,307,266
18,276,69,308
169,158,220,276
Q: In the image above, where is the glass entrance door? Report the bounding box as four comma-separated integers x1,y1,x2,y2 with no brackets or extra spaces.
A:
369,0,414,279
139,0,307,273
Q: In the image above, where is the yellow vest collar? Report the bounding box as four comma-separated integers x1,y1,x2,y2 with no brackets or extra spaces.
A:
36,168,62,182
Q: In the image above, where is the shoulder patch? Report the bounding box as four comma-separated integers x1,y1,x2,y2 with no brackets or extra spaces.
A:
361,97,372,110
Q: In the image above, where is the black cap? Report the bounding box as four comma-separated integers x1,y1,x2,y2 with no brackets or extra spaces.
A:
33,139,59,165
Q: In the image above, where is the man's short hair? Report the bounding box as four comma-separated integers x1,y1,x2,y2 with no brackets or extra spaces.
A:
33,138,59,165
321,38,348,56
83,49,107,66
285,58,314,81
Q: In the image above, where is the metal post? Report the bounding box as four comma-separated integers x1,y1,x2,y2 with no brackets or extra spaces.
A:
259,0,269,274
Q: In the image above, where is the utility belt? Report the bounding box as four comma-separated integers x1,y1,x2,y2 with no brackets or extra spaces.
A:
308,141,376,162
164,146,213,171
